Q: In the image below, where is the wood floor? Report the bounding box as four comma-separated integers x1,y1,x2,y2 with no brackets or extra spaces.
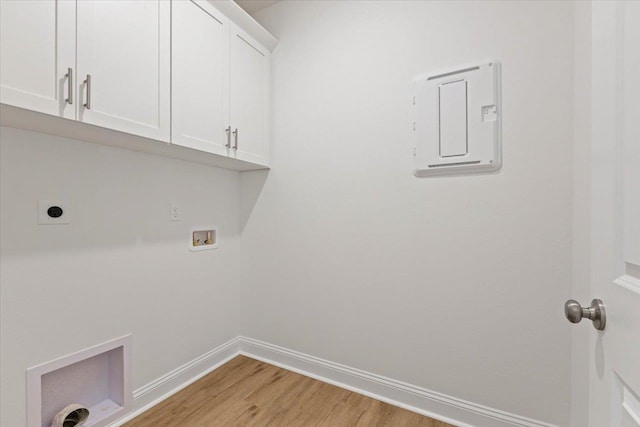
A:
124,355,454,427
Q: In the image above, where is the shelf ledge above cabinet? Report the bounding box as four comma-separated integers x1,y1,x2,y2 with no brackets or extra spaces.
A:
209,0,278,52
0,104,270,172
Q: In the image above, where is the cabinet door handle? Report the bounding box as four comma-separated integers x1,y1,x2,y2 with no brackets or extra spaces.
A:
225,126,231,149
232,128,238,150
84,74,92,109
65,68,73,105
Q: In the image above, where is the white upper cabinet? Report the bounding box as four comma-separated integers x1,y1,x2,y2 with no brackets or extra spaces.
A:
172,0,230,155
0,0,276,170
0,0,76,119
76,0,171,142
229,24,270,166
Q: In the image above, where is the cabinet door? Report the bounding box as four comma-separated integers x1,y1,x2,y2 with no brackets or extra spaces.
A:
172,0,229,155
229,24,269,166
76,0,170,142
0,0,75,119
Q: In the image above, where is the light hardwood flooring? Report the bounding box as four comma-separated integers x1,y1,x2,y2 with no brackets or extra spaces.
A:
124,355,454,427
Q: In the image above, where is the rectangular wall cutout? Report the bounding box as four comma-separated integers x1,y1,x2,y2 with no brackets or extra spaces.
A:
27,335,132,427
190,226,218,251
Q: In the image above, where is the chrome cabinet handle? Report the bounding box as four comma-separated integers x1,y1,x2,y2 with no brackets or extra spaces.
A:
564,299,606,330
232,128,238,150
84,74,91,109
225,126,231,149
65,68,73,105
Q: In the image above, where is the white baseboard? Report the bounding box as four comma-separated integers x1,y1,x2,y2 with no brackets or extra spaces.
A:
109,336,560,427
109,337,241,426
238,337,560,427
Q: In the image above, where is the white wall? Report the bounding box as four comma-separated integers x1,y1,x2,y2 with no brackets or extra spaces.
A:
241,1,575,425
0,126,242,427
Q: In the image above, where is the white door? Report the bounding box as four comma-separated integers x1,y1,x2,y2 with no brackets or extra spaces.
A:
172,0,230,155
0,0,76,119
589,1,640,425
76,0,170,142
229,24,269,166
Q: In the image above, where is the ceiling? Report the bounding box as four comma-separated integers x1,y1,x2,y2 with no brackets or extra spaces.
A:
235,0,280,15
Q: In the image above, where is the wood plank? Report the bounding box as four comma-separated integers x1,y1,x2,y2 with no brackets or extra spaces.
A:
124,355,454,427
